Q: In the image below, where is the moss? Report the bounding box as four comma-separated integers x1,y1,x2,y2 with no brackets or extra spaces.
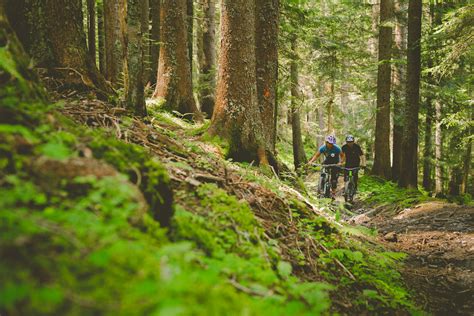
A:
88,135,173,227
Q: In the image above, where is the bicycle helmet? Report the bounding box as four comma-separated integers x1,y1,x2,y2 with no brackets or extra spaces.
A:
325,135,336,144
346,135,355,142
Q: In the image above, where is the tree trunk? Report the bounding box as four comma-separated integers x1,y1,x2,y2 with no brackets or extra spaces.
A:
149,0,160,84
256,0,279,154
461,139,472,195
97,2,106,74
104,0,124,85
290,35,306,170
6,0,111,95
373,0,393,179
422,1,439,192
391,0,407,181
153,0,201,120
325,79,335,135
434,100,443,194
0,4,46,101
187,0,193,75
208,0,268,165
123,0,148,116
398,0,422,189
197,0,216,118
422,96,433,191
87,0,96,65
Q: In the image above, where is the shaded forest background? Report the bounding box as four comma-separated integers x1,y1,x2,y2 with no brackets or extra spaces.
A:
4,0,473,194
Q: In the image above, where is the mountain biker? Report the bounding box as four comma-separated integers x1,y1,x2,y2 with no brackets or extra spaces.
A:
341,135,366,191
307,135,344,198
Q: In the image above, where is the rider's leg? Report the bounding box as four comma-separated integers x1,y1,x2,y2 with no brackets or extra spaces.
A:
354,170,359,191
331,167,338,196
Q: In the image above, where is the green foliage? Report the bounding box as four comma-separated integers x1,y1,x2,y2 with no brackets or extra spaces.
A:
358,176,433,211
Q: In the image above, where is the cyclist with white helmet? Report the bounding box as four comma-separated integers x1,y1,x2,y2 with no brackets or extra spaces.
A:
308,135,344,197
341,135,365,190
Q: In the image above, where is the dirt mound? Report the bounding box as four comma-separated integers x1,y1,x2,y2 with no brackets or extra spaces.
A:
360,201,474,315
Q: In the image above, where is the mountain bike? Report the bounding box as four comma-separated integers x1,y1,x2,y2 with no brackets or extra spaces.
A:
316,164,340,199
342,167,360,203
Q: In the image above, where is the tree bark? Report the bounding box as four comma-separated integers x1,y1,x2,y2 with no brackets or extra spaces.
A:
422,96,433,191
434,100,443,194
149,0,160,84
97,2,106,74
373,0,393,179
87,0,96,66
256,0,279,154
0,4,46,101
197,0,216,118
187,0,193,74
208,0,268,164
153,0,201,120
6,0,111,95
391,0,406,181
398,0,422,189
123,0,148,116
104,0,124,85
290,35,306,170
325,79,335,135
461,139,472,195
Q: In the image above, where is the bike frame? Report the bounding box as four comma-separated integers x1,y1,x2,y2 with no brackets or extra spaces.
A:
342,167,360,202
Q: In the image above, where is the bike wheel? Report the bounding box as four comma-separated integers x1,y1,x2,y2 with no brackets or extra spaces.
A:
324,181,331,198
347,181,355,203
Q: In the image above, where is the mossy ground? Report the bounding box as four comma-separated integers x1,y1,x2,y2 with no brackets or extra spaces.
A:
1,57,420,314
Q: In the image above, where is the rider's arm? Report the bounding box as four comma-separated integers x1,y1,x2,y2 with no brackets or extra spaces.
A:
308,151,321,164
340,151,345,165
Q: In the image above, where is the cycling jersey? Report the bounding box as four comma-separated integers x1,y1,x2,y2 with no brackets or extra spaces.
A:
319,144,341,164
342,143,363,168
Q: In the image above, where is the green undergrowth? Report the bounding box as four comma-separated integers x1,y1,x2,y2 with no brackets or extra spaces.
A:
1,60,418,314
358,176,434,212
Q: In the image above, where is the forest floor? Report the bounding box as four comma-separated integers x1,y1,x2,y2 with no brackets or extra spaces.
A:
35,92,470,315
351,200,474,315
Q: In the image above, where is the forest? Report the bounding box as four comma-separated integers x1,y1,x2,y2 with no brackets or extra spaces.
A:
0,0,472,315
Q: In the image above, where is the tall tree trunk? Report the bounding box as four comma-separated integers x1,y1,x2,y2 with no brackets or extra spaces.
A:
123,0,148,116
290,35,306,169
187,0,194,75
87,0,96,65
461,139,472,195
6,0,111,94
434,100,443,194
256,0,279,154
317,103,325,146
392,0,407,181
149,0,160,84
97,2,106,74
197,0,216,118
208,0,268,165
153,0,201,120
422,97,433,190
422,0,438,192
325,79,335,135
399,0,422,189
0,4,46,101
104,0,124,85
373,0,393,179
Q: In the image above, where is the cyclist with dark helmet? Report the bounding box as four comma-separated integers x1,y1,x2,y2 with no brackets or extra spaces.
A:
341,135,365,190
308,135,344,198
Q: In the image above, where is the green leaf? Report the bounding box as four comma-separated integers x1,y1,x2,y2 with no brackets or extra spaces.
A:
277,261,293,279
39,141,72,160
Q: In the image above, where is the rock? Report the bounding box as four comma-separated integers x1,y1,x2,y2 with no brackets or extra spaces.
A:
383,232,398,242
351,214,371,225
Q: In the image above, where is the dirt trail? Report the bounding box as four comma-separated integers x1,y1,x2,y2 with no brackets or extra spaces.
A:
355,201,474,315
